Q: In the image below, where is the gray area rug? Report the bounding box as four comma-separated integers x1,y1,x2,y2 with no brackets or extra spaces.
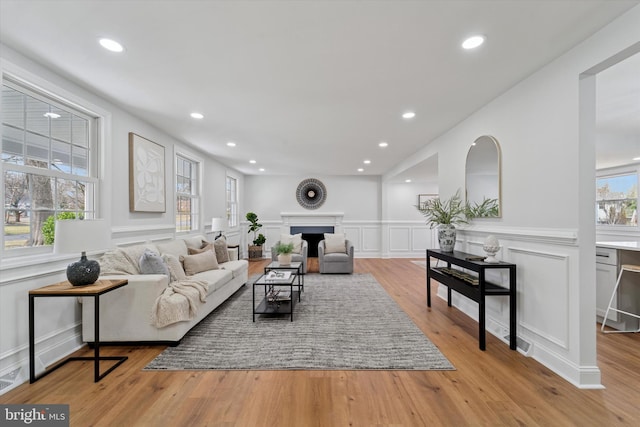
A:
144,273,454,371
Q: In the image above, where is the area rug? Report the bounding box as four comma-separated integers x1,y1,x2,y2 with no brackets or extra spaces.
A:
144,273,454,371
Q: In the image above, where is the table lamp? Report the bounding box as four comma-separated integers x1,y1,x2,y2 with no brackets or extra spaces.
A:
53,219,110,286
210,217,227,240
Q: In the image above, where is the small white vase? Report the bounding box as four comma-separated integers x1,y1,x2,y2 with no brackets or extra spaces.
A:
277,253,292,266
437,225,456,252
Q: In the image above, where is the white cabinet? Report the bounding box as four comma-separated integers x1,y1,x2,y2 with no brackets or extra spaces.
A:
596,247,619,322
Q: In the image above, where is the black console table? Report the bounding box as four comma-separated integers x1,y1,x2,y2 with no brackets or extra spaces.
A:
426,249,517,351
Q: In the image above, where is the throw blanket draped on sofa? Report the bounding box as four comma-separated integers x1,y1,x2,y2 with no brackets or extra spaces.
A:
151,279,209,328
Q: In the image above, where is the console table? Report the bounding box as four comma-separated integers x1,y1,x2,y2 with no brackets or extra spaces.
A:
426,249,517,351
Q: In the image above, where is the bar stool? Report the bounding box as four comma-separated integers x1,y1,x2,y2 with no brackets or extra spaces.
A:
601,264,640,333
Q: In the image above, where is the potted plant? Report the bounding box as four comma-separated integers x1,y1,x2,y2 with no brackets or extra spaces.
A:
416,189,467,252
274,242,294,265
246,212,266,259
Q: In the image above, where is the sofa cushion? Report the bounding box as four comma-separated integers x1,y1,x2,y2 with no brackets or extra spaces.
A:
219,259,249,279
192,268,233,294
139,249,170,276
213,237,230,263
162,253,187,281
188,242,214,255
324,233,347,254
180,250,219,275
280,233,303,254
156,240,188,258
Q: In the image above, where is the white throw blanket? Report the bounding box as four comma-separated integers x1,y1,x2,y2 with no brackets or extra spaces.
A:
151,279,209,328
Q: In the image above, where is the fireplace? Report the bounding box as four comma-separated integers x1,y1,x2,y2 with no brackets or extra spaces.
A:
290,226,335,257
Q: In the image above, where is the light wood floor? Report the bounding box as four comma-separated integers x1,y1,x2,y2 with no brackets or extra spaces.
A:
2,258,639,426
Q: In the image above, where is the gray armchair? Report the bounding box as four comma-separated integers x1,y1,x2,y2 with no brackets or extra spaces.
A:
271,239,308,273
318,239,354,274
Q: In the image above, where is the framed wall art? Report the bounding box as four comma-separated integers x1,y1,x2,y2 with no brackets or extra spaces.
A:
129,132,166,212
417,193,438,209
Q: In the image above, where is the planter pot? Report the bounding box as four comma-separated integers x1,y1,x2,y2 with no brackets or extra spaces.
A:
248,245,263,260
437,225,456,252
277,253,292,265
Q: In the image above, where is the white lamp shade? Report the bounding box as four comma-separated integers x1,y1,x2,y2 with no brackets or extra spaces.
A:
210,217,227,233
53,219,110,254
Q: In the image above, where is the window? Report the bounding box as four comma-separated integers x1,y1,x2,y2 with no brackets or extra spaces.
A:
176,155,199,232
2,80,98,252
226,176,238,228
596,173,638,226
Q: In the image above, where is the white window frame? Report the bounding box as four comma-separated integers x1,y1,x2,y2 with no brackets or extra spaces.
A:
596,166,639,229
175,152,201,233
2,77,99,257
226,175,238,229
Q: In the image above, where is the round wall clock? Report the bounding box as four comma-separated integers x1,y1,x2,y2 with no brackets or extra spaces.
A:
296,178,327,210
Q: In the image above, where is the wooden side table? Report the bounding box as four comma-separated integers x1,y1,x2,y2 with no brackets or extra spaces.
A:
29,279,128,383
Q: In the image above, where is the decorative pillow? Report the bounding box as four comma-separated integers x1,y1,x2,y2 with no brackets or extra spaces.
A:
183,235,206,250
180,251,219,275
188,242,214,255
156,240,188,258
214,237,230,263
280,233,303,254
324,233,347,254
139,250,170,276
99,248,140,275
162,253,187,281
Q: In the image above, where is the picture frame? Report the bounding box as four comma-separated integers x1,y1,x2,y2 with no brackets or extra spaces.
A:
417,193,438,209
129,132,166,212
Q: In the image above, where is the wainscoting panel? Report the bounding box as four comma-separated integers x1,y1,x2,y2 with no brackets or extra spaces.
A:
508,247,571,349
389,226,411,252
359,226,380,253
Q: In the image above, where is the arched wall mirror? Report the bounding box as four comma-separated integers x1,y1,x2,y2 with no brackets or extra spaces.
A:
465,135,501,218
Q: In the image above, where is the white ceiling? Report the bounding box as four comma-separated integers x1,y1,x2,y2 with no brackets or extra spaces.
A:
1,0,638,178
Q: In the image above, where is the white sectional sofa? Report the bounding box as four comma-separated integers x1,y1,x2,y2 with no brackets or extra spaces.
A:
81,235,248,344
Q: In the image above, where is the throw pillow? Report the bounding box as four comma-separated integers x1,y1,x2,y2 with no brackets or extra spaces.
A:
213,237,230,263
187,242,214,255
99,248,140,275
180,251,219,275
156,240,188,258
162,253,187,281
182,235,206,251
324,233,347,254
280,233,303,254
139,249,170,276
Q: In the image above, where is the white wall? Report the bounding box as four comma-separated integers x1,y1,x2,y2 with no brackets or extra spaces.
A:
382,5,640,388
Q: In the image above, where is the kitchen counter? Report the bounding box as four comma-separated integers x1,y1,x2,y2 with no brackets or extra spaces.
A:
596,241,640,251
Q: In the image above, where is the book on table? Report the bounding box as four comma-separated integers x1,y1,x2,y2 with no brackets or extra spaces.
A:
265,270,292,282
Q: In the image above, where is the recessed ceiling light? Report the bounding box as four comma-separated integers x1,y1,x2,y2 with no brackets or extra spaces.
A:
226,141,236,147
405,179,412,183
357,168,364,172
363,160,371,164
249,160,257,164
259,168,265,172
378,141,388,148
462,35,485,50
402,111,416,119
43,112,61,119
190,112,204,119
98,38,124,53
633,157,640,161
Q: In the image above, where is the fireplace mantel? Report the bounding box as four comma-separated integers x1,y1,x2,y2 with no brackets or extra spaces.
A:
280,212,344,228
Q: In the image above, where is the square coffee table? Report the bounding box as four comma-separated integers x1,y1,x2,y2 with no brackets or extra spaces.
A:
253,272,299,322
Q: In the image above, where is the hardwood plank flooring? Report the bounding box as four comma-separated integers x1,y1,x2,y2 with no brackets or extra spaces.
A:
2,258,639,426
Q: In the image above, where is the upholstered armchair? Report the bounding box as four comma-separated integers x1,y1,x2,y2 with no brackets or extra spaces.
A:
318,238,354,274
271,239,308,274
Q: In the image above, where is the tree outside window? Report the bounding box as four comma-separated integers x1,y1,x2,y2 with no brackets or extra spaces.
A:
596,173,638,226
176,155,199,232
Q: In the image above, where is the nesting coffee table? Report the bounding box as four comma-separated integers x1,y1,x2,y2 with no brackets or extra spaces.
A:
264,261,304,291
252,270,301,322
